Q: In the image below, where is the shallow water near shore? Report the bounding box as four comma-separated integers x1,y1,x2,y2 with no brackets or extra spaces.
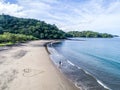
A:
47,38,120,90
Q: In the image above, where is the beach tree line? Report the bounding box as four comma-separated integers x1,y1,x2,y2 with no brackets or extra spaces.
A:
0,14,115,46
0,15,114,39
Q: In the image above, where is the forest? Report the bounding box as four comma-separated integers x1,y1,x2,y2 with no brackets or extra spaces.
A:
0,14,114,46
0,14,67,39
67,31,114,38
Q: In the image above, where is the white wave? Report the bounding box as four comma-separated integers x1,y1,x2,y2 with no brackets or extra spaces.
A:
74,82,82,90
84,70,92,75
83,69,111,90
97,80,111,90
77,66,81,69
67,60,75,66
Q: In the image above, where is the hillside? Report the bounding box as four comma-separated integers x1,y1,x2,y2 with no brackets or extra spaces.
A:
0,15,115,40
67,31,114,38
0,15,67,39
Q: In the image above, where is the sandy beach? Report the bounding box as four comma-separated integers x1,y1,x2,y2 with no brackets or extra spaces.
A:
0,40,79,90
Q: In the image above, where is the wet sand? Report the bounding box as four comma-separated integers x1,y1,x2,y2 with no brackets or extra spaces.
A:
0,40,80,90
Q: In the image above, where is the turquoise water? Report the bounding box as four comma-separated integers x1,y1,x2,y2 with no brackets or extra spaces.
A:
51,38,120,90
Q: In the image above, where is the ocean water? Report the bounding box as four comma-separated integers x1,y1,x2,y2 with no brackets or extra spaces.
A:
47,38,120,90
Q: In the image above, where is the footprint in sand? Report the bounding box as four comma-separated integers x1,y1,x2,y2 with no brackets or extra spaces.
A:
23,68,44,77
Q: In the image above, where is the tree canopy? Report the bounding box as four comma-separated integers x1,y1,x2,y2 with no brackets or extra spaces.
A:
0,15,115,41
0,14,66,39
67,31,114,38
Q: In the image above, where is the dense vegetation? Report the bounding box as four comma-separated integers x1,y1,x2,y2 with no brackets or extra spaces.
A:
0,14,115,46
0,32,38,46
67,31,114,38
0,14,67,39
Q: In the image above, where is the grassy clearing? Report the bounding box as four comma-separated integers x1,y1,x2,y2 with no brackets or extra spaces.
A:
0,32,38,46
0,42,14,46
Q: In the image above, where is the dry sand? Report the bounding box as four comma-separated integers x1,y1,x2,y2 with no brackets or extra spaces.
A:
0,40,80,90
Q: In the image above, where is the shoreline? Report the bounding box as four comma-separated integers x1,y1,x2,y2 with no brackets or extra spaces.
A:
0,40,79,90
46,41,82,89
45,40,81,90
48,40,109,90
45,41,82,90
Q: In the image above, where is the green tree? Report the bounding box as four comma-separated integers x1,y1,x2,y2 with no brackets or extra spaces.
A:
67,31,113,38
0,15,67,39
